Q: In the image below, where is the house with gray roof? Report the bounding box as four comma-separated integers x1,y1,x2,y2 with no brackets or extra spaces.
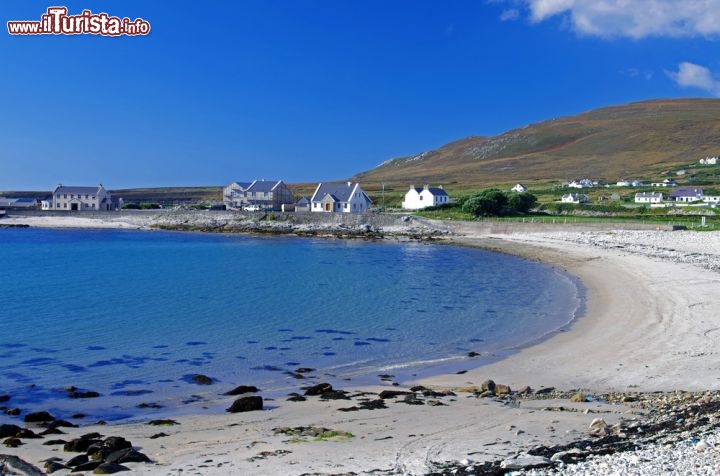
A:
669,188,704,203
310,182,372,213
223,180,293,211
401,185,450,210
45,184,116,211
634,192,663,204
0,197,39,210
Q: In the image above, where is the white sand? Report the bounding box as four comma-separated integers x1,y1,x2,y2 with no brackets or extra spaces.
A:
2,220,720,475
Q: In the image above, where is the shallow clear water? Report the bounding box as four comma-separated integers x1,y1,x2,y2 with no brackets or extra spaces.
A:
0,228,582,422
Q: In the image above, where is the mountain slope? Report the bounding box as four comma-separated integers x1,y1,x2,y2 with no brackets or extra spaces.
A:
353,98,720,187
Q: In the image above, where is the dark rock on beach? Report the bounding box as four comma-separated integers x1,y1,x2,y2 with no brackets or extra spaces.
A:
224,385,259,396
93,462,131,474
378,390,413,399
68,390,101,399
227,395,263,413
0,424,21,438
0,395,10,403
24,411,55,423
44,460,69,473
105,447,151,464
303,382,333,396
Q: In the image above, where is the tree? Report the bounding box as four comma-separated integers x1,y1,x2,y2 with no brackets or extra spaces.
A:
507,192,537,213
461,189,508,216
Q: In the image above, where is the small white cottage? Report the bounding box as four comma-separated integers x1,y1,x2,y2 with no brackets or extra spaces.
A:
511,184,528,193
635,192,663,204
401,185,450,210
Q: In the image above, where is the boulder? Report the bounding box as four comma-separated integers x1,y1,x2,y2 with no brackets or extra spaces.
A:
66,454,90,467
102,436,132,452
303,383,333,396
24,411,55,423
224,385,259,396
0,394,10,403
480,379,496,394
64,436,102,453
0,424,22,438
4,437,22,447
378,390,413,399
495,384,511,395
570,392,588,403
105,448,151,464
93,462,130,474
68,390,101,399
44,460,68,474
226,396,263,413
191,374,213,385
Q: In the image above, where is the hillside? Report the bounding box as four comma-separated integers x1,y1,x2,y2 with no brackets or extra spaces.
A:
353,98,720,188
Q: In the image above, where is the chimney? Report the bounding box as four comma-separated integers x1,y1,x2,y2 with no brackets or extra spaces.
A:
438,185,444,190
423,184,429,190
347,181,352,187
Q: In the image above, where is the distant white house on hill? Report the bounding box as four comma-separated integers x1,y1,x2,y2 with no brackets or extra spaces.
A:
44,184,117,211
700,156,718,165
568,179,594,188
310,182,372,213
617,179,643,187
651,179,677,187
635,192,663,204
401,185,449,210
511,184,527,193
561,193,588,204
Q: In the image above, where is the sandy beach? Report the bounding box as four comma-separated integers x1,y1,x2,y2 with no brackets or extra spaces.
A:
1,213,720,474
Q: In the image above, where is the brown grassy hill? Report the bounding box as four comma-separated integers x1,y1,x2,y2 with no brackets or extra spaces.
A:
353,98,720,188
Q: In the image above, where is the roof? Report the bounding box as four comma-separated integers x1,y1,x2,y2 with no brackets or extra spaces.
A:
54,185,105,195
228,181,253,189
246,180,283,193
635,192,662,197
426,187,448,197
311,182,371,204
669,188,704,198
296,196,310,205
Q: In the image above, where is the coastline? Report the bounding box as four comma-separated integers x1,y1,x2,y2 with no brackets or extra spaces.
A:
1,213,720,474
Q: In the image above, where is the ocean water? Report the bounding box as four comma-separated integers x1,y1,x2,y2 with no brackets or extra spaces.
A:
0,228,582,422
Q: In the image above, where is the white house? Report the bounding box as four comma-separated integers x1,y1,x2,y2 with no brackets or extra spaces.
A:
568,179,594,188
651,179,677,187
700,156,719,165
401,185,450,210
617,179,643,187
670,188,704,203
48,184,116,211
310,182,372,213
635,192,663,204
702,195,720,204
561,193,589,204
511,183,527,193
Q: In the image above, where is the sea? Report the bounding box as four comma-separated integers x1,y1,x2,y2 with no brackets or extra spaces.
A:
0,228,583,423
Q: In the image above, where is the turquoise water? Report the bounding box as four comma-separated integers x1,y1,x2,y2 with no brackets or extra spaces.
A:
0,228,582,422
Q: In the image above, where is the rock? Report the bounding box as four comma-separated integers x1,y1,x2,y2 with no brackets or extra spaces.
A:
286,393,307,402
101,436,132,452
43,439,67,446
589,418,608,430
0,455,45,475
0,395,10,403
68,390,101,399
480,379,496,394
5,408,21,416
44,460,68,473
105,448,151,464
570,392,588,402
0,424,22,438
695,439,710,452
378,390,413,399
49,419,79,429
16,428,41,439
224,385,259,396
500,455,553,470
146,419,179,426
64,436,102,453
295,368,315,373
65,454,89,467
495,384,511,395
535,387,556,395
468,351,480,357
93,462,130,474
516,386,532,394
73,461,101,472
226,396,263,413
319,390,350,400
191,374,213,385
24,411,55,423
303,383,333,396
4,437,22,447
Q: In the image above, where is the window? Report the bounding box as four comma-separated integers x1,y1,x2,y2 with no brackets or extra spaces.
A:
64,194,67,199
344,203,349,209
63,203,67,208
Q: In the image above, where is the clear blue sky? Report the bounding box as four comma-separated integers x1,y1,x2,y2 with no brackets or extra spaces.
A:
2,0,719,190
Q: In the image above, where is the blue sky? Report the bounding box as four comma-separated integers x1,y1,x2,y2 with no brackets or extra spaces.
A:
2,0,720,190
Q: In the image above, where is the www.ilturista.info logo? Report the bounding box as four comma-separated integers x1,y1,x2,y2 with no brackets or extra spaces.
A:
7,7,150,36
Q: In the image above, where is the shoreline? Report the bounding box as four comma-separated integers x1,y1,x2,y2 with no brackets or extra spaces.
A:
1,213,720,474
